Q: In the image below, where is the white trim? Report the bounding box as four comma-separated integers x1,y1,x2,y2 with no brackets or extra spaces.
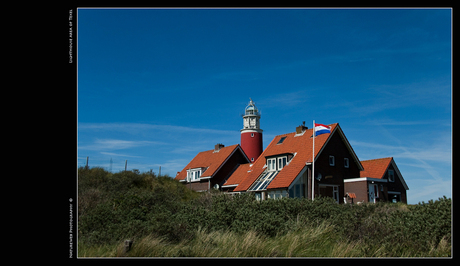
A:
221,184,238,188
267,158,276,171
294,130,306,137
344,177,388,183
187,167,202,181
240,129,263,133
277,156,287,170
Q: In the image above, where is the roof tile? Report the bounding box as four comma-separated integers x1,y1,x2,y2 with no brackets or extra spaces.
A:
175,144,241,181
233,124,338,191
223,163,251,186
360,157,393,179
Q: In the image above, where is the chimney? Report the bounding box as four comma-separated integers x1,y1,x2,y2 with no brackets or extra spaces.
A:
296,123,308,134
214,143,225,152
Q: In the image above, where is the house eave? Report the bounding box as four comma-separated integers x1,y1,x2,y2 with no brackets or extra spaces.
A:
221,184,238,188
344,177,388,183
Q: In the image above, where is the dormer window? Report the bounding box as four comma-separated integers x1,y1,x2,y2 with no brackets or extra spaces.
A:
186,168,202,181
278,157,287,170
267,158,276,171
267,156,288,171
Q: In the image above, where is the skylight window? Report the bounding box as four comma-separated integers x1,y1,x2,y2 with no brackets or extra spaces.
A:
277,136,287,144
248,170,280,191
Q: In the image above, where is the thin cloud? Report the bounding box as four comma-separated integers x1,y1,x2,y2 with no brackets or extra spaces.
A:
78,122,236,136
79,138,162,151
351,140,451,164
100,152,143,158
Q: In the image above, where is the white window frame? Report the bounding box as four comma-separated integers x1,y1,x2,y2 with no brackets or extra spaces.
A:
329,155,335,166
187,168,202,182
344,158,349,168
277,156,287,170
388,170,395,182
267,158,276,172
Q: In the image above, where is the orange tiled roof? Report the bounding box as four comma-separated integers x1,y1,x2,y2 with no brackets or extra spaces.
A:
360,157,393,179
175,144,242,181
222,163,251,186
233,124,339,191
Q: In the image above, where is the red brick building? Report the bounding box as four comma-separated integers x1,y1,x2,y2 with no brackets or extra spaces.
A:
344,157,408,203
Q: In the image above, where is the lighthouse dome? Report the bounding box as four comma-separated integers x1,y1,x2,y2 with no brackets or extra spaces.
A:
245,98,259,116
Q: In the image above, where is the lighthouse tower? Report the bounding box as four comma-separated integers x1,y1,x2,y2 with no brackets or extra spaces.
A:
241,98,263,163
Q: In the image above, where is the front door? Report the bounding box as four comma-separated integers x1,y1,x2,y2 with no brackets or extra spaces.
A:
368,184,376,203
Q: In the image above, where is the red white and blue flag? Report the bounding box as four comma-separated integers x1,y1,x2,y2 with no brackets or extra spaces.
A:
314,123,331,136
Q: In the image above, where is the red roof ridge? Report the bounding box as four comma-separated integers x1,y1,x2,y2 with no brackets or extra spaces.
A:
360,156,393,162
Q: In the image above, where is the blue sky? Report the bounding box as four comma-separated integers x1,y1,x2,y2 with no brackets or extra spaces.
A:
77,8,451,204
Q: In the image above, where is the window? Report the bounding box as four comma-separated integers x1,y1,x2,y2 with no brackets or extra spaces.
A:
278,156,287,170
249,171,280,191
344,158,349,168
289,184,303,198
277,136,287,144
251,133,254,137
268,190,286,199
267,156,287,171
329,155,335,166
267,158,276,171
187,168,202,181
251,158,254,162
255,192,262,201
388,170,395,182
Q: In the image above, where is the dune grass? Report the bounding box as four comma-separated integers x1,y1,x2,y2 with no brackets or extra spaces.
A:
78,220,450,258
77,167,451,258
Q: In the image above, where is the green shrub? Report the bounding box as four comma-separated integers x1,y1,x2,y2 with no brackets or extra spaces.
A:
78,168,451,257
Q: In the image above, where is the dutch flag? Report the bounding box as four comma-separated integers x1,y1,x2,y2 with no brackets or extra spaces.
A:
314,123,331,136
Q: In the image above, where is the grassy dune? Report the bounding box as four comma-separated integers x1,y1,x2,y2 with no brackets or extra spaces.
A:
77,167,451,257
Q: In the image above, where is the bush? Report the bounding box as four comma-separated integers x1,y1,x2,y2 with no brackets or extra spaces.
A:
78,168,451,256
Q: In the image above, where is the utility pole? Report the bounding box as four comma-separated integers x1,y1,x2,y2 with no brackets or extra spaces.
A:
125,160,127,171
159,166,161,177
85,156,89,169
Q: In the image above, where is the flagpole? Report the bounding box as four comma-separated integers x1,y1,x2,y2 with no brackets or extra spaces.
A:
312,120,315,200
